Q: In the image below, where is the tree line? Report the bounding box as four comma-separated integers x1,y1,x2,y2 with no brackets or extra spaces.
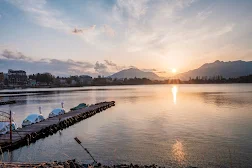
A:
187,75,252,84
27,73,252,87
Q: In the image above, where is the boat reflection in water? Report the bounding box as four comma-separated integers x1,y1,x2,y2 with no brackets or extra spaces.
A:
172,140,186,165
171,86,178,104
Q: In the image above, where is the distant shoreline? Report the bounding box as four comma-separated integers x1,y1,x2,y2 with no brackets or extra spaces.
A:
0,83,252,95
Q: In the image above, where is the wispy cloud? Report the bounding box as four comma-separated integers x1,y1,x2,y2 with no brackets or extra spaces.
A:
6,0,115,45
110,0,200,53
6,0,72,32
103,25,116,37
197,10,212,20
197,6,213,21
113,0,149,21
141,68,157,72
108,0,236,68
214,24,234,36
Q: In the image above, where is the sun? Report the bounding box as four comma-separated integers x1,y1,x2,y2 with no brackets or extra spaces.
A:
172,68,177,73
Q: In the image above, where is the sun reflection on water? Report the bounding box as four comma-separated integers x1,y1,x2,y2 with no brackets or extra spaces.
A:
172,140,186,165
171,86,178,104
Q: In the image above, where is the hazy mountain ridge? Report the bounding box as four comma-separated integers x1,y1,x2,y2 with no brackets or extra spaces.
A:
175,60,252,80
109,68,161,80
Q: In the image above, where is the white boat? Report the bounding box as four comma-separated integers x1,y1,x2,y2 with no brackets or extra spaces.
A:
22,114,45,127
0,121,17,134
48,108,65,118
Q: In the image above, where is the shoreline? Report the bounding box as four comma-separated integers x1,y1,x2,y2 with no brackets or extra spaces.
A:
0,159,196,168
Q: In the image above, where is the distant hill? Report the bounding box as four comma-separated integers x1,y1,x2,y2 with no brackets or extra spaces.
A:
109,68,161,80
175,60,252,80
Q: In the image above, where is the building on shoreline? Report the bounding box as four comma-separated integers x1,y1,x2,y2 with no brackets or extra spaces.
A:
0,72,4,88
0,72,4,83
8,69,27,86
29,79,37,87
79,75,92,85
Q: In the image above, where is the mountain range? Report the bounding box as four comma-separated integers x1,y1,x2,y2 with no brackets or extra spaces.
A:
175,60,252,80
109,68,161,80
109,60,252,80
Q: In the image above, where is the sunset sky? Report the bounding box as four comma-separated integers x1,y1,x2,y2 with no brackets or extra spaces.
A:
0,0,252,77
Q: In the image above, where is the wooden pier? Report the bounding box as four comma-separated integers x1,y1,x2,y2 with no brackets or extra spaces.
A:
0,101,115,153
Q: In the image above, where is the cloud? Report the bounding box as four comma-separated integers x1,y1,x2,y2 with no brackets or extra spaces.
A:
110,0,201,53
0,54,170,77
196,3,216,21
129,65,137,69
1,49,31,61
0,59,92,77
197,9,212,20
3,0,248,75
108,0,237,69
71,24,115,45
157,71,167,74
6,0,115,45
6,0,72,32
72,25,96,34
113,0,149,20
0,49,96,76
72,28,83,34
103,25,116,37
104,60,117,67
0,49,133,76
104,59,127,71
141,68,157,72
94,61,109,75
214,24,234,36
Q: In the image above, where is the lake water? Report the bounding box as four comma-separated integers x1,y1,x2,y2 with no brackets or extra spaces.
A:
0,84,252,167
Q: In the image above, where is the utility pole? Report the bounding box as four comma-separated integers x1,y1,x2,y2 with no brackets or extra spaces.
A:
9,110,12,144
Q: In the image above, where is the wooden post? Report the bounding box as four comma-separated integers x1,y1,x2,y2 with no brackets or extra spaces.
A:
9,110,12,144
74,137,97,163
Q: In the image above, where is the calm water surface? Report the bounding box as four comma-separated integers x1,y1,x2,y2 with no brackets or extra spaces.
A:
0,84,252,167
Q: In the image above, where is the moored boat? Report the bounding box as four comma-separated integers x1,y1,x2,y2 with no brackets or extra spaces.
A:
70,103,88,111
49,108,65,118
49,102,66,118
0,121,17,134
22,113,45,127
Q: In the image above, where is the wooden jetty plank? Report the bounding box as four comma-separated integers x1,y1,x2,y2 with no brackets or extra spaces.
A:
0,101,115,152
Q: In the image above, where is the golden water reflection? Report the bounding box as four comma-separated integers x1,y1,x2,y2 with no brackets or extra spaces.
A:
171,86,178,104
172,140,186,165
